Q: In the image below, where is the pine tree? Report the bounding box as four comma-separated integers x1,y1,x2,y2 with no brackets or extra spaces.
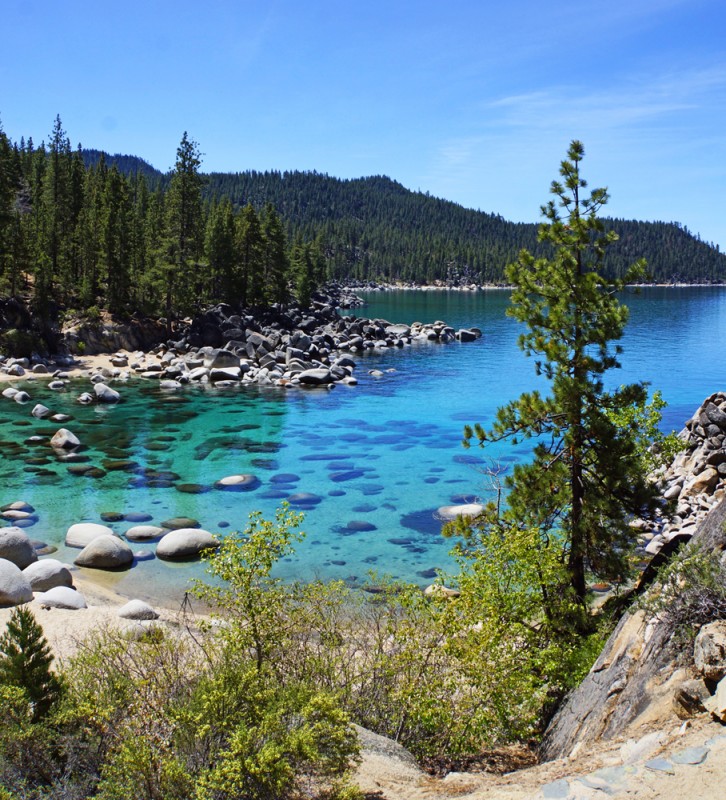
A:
234,202,264,307
0,605,63,721
463,141,660,608
163,132,204,324
260,202,289,304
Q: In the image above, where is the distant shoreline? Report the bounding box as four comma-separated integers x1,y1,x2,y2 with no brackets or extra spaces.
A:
348,281,726,292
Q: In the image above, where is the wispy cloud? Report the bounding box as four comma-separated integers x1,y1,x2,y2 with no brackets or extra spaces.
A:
483,65,726,133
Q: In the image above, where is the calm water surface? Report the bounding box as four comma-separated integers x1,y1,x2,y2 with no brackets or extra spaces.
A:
2,287,725,603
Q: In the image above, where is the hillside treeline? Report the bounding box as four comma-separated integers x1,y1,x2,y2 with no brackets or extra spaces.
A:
0,119,323,322
1,117,724,323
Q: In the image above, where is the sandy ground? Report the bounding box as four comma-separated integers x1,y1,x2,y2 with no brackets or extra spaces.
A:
0,350,144,384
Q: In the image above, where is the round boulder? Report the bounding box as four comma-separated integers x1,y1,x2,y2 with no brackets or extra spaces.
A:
118,599,160,620
22,559,74,591
125,525,166,542
156,528,218,561
0,558,33,606
36,586,87,610
74,535,134,570
65,522,116,548
0,527,38,569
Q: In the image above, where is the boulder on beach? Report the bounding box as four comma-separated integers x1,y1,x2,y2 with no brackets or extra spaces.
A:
74,535,134,570
0,558,33,607
50,428,81,449
0,527,38,569
118,599,160,620
65,522,116,548
156,528,218,560
22,559,74,591
36,586,87,610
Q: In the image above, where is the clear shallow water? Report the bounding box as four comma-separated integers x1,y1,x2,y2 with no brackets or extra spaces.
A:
2,287,726,603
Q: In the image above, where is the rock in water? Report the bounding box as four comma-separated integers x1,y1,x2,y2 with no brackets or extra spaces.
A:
156,528,218,560
65,522,115,548
94,383,121,403
50,428,81,449
74,535,134,570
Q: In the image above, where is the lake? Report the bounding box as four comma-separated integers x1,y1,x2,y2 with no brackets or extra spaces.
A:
2,287,725,604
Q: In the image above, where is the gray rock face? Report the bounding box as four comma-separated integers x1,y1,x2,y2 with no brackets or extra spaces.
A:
22,559,74,591
694,621,726,681
541,495,726,761
74,535,134,569
0,558,33,606
36,586,87,609
50,427,81,449
156,528,218,560
31,403,51,419
65,522,115,548
118,599,160,620
0,527,38,569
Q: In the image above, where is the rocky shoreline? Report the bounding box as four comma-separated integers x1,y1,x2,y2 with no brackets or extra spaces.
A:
0,287,481,391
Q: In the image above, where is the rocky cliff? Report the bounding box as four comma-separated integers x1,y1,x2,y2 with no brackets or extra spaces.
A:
541,393,726,761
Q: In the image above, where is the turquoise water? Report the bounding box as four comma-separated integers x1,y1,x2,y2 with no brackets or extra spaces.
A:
2,287,726,604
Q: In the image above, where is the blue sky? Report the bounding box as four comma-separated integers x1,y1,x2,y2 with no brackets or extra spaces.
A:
2,0,725,248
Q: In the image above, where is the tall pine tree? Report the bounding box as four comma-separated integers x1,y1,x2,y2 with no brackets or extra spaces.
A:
462,141,660,609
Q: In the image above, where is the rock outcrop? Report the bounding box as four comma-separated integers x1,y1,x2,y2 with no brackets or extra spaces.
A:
541,479,726,761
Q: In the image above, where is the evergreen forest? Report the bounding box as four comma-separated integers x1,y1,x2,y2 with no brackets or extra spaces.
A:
1,116,724,327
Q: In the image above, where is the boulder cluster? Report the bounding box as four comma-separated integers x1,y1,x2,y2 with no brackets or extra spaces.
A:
136,301,482,389
0,506,187,616
639,393,726,557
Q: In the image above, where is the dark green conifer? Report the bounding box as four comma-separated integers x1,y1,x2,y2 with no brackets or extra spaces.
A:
463,141,660,608
0,605,63,721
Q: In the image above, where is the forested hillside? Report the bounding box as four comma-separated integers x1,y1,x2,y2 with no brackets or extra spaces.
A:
200,171,726,284
0,116,724,326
